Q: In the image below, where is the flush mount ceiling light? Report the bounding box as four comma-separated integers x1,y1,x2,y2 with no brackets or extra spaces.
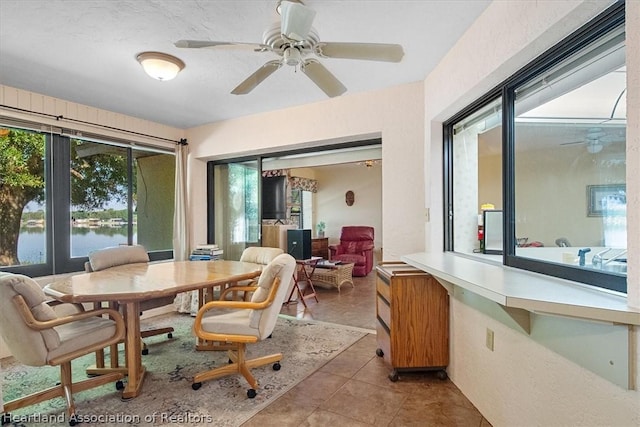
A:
136,52,185,81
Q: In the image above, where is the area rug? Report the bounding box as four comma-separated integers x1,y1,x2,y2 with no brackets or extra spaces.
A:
1,313,368,426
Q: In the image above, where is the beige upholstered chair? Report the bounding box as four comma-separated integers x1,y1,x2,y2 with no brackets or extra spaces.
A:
240,246,284,265
86,245,174,354
191,253,296,398
0,272,125,423
229,247,285,299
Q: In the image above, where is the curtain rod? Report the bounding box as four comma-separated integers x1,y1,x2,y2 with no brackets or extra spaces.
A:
0,104,183,145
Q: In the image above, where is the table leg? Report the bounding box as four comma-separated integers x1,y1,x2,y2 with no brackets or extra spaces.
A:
86,301,127,376
300,264,319,303
121,301,146,399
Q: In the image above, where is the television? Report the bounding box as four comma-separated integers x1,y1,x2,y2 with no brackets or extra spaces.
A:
261,176,287,221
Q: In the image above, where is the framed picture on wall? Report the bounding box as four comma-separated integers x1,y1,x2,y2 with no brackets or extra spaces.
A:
587,184,626,217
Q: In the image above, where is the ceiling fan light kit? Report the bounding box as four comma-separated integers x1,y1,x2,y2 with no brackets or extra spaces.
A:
175,0,404,96
587,142,604,154
136,52,185,81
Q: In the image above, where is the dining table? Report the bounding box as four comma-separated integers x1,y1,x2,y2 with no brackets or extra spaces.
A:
43,260,262,399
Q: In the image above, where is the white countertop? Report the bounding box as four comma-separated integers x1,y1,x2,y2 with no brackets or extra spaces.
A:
401,252,640,326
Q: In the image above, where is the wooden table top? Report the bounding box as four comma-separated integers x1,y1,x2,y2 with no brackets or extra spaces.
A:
44,260,262,303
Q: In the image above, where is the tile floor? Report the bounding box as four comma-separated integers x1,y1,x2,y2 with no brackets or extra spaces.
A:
242,270,492,426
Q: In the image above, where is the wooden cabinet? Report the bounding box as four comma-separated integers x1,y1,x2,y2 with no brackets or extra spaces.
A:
375,262,449,381
262,224,296,251
311,237,329,259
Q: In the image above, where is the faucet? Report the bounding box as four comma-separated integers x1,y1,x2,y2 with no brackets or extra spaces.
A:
592,248,627,269
577,248,591,267
591,248,611,268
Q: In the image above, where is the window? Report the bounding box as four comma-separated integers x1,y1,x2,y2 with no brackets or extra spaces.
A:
0,126,174,276
444,3,626,293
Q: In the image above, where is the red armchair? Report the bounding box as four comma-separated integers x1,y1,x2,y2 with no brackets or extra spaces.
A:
329,226,375,276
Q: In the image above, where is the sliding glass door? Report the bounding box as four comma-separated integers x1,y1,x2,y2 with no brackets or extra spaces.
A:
212,160,260,261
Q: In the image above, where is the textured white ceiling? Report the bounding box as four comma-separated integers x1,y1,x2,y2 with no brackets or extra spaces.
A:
0,0,491,129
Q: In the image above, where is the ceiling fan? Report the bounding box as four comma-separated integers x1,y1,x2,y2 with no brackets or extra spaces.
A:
174,0,404,97
560,127,625,153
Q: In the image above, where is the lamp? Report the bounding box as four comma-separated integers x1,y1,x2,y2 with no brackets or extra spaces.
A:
136,52,185,81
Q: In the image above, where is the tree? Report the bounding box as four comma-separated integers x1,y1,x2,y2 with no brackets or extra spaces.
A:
0,129,128,266
0,129,45,266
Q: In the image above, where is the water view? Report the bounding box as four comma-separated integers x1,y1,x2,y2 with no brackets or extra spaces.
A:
17,224,136,265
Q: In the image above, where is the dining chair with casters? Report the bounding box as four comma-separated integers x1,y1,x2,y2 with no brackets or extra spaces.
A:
233,246,285,299
191,253,296,398
86,245,174,355
0,272,125,425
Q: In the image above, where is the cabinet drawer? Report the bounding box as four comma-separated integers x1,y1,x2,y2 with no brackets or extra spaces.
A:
376,295,391,329
376,277,391,302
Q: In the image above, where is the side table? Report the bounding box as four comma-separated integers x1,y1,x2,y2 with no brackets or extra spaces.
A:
286,258,321,307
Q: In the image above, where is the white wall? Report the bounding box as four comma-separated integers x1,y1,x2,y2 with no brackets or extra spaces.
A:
313,163,382,254
186,82,424,262
425,1,639,426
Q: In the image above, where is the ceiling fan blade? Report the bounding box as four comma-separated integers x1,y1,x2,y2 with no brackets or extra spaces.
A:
280,1,316,42
560,141,585,145
231,60,282,95
174,40,267,51
302,59,346,97
316,42,404,62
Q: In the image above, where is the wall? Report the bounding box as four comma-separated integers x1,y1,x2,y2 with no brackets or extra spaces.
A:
425,1,639,426
313,163,382,254
186,82,424,262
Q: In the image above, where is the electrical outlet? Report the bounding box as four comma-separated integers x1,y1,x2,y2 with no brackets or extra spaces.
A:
486,328,494,351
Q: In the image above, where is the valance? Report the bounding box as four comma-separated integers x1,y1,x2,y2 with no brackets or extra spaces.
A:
262,169,317,193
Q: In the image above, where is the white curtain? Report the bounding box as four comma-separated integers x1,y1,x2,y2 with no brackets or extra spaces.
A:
172,142,198,314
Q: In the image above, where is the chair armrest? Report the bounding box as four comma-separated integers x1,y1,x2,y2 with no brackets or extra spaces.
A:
219,285,258,301
13,295,126,364
329,244,344,256
14,295,124,332
193,278,282,342
361,243,375,252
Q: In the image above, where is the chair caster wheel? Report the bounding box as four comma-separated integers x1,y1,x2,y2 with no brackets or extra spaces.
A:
272,362,281,371
116,380,125,390
375,348,384,357
247,389,257,398
192,382,202,390
436,370,448,380
141,348,149,355
228,358,233,364
388,370,399,382
168,333,173,339
69,414,78,426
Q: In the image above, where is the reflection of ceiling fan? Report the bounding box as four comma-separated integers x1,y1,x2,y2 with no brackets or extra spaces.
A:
560,127,625,153
174,0,404,97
